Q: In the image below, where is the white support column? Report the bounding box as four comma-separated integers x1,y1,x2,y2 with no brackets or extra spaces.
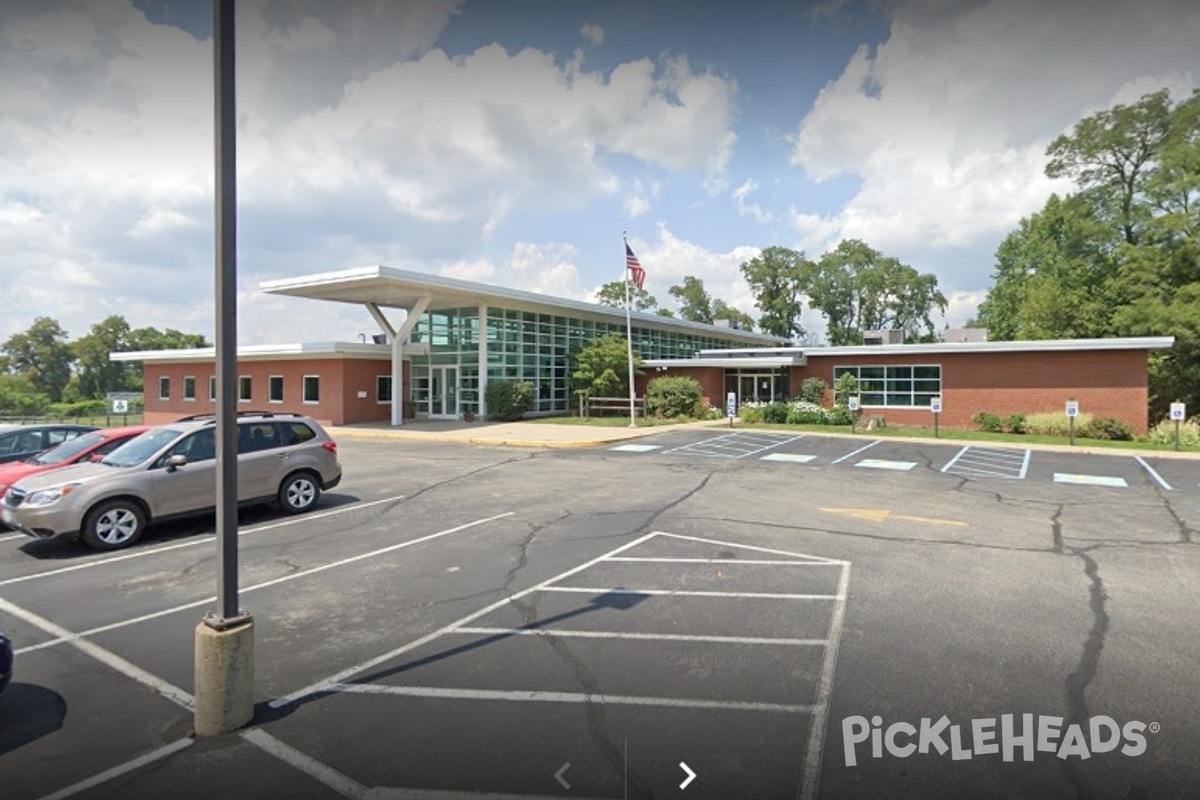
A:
366,299,431,427
477,302,488,418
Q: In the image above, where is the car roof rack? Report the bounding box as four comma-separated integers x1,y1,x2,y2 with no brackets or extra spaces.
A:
173,411,307,423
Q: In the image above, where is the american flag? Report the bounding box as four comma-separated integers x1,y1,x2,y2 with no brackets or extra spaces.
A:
625,244,646,290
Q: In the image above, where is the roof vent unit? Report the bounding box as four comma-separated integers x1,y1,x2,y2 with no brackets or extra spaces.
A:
861,329,905,345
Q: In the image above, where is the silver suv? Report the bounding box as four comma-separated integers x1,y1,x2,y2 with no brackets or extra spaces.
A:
1,412,342,551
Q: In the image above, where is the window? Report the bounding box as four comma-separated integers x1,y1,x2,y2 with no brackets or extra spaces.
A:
833,365,942,408
237,422,282,453
268,375,284,403
158,376,170,400
302,375,320,404
183,376,196,401
209,376,217,401
281,422,317,445
238,376,252,403
377,375,392,404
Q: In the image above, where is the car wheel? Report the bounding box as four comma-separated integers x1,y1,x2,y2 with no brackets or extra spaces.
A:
278,472,320,514
82,499,147,551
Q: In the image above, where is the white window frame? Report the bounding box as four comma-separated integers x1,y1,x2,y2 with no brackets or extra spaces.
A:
158,376,170,401
833,364,942,409
268,375,284,404
183,375,196,402
302,374,320,404
376,375,392,405
238,375,252,403
208,376,217,402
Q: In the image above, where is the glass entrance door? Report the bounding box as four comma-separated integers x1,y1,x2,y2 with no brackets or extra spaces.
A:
430,366,458,418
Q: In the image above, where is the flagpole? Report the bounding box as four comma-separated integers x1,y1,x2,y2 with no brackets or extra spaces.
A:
623,230,637,428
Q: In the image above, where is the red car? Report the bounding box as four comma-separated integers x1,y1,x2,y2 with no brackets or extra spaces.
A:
0,425,150,499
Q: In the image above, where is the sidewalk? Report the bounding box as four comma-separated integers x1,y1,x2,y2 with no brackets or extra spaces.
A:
326,417,721,448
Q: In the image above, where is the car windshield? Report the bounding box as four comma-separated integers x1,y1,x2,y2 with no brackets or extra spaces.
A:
101,428,183,468
30,430,106,465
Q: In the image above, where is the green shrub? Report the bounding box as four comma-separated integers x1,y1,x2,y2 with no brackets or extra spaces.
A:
833,372,858,407
762,402,791,424
796,377,828,405
1082,417,1134,441
739,403,764,424
1024,411,1093,437
49,399,109,418
787,407,827,425
1147,418,1200,447
973,411,1003,432
825,407,855,426
485,379,534,421
645,376,704,419
1003,413,1026,434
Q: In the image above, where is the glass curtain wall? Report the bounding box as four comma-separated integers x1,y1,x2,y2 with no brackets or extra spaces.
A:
408,306,744,416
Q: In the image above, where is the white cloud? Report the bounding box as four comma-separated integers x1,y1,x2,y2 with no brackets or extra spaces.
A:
623,179,659,218
634,226,762,320
731,179,773,224
790,0,1200,290
580,22,604,45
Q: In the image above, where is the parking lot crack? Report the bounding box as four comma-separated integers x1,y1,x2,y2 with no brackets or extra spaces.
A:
1059,546,1110,800
1158,497,1196,544
1050,504,1065,554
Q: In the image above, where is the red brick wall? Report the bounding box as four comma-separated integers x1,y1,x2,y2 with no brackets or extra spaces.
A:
141,358,405,426
638,351,1144,434
790,349,1150,433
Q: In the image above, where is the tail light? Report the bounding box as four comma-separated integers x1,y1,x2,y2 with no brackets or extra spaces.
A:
322,441,338,454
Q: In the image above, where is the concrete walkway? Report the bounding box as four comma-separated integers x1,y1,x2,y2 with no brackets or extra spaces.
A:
326,417,723,448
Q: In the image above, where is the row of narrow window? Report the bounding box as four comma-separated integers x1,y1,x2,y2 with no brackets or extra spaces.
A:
157,375,322,404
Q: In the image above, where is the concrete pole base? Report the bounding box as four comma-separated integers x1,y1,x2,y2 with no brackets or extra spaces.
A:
194,617,255,736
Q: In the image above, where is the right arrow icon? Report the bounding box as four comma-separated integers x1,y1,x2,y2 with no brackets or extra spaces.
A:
679,761,697,790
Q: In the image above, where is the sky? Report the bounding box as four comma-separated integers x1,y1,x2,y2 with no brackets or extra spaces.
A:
2,0,1199,347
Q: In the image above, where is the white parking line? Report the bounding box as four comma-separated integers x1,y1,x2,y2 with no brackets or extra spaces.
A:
800,562,852,800
606,557,841,566
0,595,193,709
607,444,661,452
830,440,881,465
242,729,368,800
653,531,846,565
0,494,407,589
1135,457,1173,491
760,453,817,463
332,683,814,714
35,738,194,800
0,532,26,543
16,511,515,655
452,627,828,646
268,531,661,708
939,446,970,473
539,586,837,600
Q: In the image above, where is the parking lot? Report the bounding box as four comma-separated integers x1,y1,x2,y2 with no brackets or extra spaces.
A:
1,429,1199,799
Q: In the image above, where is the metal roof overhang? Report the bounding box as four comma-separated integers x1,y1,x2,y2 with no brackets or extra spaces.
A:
258,265,784,345
644,356,805,369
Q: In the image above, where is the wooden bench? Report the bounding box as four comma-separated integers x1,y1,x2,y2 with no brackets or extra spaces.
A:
581,396,646,418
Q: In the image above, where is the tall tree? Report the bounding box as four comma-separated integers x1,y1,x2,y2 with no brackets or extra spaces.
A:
72,315,135,399
739,246,812,340
1045,89,1173,246
595,280,659,311
811,240,947,345
570,334,641,398
668,276,715,323
2,317,74,402
712,300,756,331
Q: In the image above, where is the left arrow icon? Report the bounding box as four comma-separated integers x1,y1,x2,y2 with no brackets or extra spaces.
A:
679,761,697,790
554,762,571,790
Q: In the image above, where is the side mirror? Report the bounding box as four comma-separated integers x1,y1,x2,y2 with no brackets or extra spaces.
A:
166,454,188,472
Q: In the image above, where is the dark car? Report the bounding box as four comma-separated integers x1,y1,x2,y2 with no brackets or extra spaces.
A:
0,629,11,694
0,424,97,465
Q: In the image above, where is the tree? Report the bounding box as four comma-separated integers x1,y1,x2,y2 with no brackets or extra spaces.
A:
739,246,813,339
2,317,74,402
668,276,714,323
595,280,660,311
570,334,641,398
712,300,755,331
72,315,136,400
1046,89,1173,246
809,240,947,345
